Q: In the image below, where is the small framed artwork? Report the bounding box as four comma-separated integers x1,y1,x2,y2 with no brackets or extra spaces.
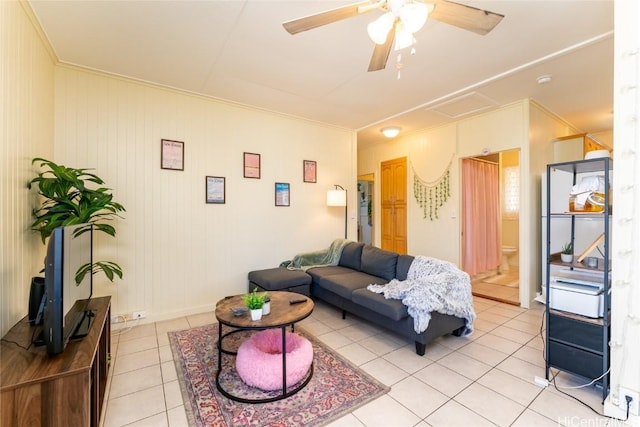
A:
243,152,261,179
161,139,184,171
303,160,317,183
275,182,290,206
205,176,225,204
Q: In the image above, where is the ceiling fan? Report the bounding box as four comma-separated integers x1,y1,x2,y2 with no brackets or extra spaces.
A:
283,0,504,72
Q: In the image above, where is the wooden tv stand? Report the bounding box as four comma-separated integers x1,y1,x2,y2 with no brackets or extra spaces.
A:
0,296,111,426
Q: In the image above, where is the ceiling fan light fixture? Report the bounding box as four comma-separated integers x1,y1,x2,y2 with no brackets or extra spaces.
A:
381,126,401,138
367,12,395,45
394,22,415,51
399,2,429,33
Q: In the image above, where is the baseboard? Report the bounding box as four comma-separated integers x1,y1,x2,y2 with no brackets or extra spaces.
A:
111,303,217,330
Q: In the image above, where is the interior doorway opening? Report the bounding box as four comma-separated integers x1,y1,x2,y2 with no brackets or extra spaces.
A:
357,174,374,245
462,150,520,305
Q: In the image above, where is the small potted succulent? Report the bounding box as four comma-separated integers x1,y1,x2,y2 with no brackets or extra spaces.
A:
560,242,573,263
242,287,267,321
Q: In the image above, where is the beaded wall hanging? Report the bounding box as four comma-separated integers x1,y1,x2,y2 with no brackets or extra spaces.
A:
412,155,454,220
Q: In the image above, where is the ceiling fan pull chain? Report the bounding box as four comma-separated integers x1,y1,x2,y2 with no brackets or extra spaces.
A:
396,53,403,79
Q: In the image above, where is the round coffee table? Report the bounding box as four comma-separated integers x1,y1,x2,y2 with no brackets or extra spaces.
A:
214,291,314,403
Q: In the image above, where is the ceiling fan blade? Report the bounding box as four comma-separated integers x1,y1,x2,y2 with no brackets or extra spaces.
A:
283,1,374,35
368,28,395,72
429,0,504,35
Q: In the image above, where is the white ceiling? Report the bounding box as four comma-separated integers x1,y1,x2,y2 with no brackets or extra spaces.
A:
29,0,614,148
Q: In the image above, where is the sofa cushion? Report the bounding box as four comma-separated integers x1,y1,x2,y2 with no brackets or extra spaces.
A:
307,265,355,283
248,267,311,291
317,272,388,300
338,242,364,271
396,255,415,281
361,246,399,281
351,288,409,321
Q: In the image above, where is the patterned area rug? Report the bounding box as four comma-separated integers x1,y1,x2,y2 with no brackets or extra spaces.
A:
169,324,389,426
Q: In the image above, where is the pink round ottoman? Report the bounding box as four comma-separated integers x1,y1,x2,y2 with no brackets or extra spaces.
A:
235,329,313,391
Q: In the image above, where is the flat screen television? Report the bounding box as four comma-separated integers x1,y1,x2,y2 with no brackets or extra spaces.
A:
41,223,94,355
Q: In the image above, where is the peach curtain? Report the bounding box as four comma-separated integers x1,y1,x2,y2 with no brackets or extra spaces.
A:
461,158,501,276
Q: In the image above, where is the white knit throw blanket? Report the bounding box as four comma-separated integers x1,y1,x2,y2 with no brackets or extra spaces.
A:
367,256,476,335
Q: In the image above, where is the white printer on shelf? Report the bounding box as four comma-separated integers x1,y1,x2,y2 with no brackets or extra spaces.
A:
549,269,609,318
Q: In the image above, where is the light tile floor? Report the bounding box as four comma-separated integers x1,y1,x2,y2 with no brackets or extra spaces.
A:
472,269,520,305
101,297,623,427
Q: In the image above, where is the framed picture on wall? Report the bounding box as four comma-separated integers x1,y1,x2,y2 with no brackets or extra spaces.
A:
161,139,184,171
205,176,225,204
243,152,261,178
303,160,317,183
275,182,290,206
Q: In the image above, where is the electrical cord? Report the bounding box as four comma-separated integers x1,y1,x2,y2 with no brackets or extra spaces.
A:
111,315,142,336
539,308,632,422
1,336,33,351
551,373,632,422
0,319,41,351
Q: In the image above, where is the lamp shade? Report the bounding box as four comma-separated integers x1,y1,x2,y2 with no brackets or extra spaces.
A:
326,189,347,207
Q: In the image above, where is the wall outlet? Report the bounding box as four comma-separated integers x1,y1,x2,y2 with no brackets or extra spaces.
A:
619,387,640,416
132,311,146,320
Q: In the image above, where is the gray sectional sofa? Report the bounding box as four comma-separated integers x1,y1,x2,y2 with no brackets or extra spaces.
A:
249,242,467,356
307,242,466,355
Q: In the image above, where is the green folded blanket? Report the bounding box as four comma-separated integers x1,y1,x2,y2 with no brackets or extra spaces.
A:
280,239,350,271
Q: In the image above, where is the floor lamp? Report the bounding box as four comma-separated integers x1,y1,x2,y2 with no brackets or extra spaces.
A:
327,185,347,239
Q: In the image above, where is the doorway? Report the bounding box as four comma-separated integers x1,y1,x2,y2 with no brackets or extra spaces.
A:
357,174,374,245
381,157,407,254
462,150,520,305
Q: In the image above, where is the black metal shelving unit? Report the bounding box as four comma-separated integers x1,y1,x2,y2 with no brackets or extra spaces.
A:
544,157,612,400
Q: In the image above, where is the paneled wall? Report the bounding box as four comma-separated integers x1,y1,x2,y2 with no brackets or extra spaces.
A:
0,1,55,336
54,66,355,321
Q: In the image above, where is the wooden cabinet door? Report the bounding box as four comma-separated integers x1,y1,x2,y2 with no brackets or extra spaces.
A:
381,157,407,254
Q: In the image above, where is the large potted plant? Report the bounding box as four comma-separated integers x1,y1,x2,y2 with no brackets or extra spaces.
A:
28,158,126,283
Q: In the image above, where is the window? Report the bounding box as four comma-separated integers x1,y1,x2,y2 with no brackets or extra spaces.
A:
503,166,519,219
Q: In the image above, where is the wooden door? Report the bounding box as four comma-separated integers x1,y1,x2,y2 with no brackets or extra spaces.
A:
381,157,407,254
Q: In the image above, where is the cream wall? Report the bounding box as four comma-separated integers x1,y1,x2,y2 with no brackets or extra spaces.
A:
0,1,55,337
606,0,640,420
358,101,580,308
54,66,356,322
527,102,580,300
358,123,460,263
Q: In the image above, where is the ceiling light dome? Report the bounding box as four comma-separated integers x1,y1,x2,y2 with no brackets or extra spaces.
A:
381,126,401,138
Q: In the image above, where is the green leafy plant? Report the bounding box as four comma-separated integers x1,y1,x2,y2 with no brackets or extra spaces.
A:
28,158,126,284
561,242,573,255
242,287,267,310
